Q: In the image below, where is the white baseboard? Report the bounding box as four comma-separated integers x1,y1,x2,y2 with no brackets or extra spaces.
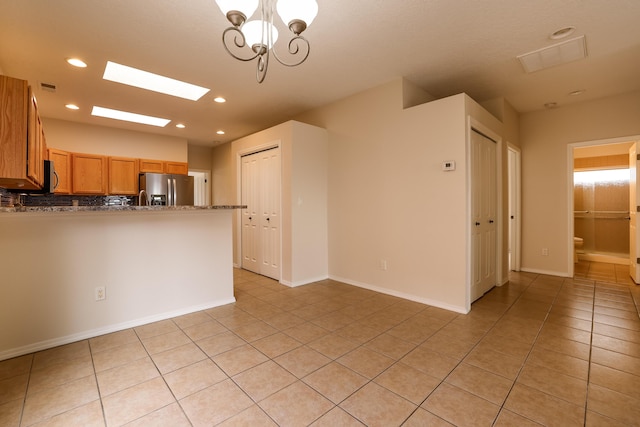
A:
280,275,329,288
519,267,571,277
328,275,469,314
0,297,236,362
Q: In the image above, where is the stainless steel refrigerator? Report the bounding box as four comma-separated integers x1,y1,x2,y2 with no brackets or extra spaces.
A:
139,173,194,206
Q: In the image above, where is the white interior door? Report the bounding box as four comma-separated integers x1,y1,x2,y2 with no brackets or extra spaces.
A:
471,130,497,302
259,149,281,280
629,143,639,283
508,147,521,271
188,170,210,206
241,148,281,280
241,154,260,273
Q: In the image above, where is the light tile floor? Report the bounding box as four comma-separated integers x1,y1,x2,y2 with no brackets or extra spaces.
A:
1,264,639,426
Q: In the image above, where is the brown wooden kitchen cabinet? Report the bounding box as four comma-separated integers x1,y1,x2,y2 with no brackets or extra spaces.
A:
48,148,71,194
72,153,107,194
164,161,188,175
108,157,139,195
0,75,47,190
139,159,165,173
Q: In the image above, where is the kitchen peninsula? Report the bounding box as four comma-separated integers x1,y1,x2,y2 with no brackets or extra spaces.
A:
0,205,242,361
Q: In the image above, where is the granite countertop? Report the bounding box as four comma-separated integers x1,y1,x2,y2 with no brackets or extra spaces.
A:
0,205,245,213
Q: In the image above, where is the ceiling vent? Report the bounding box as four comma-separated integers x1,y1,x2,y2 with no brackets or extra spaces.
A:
517,35,587,73
40,82,57,93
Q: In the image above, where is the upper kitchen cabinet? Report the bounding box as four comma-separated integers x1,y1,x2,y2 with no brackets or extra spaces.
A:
72,153,107,194
0,75,47,190
108,156,139,195
139,159,189,175
164,161,188,175
139,159,165,173
48,148,71,194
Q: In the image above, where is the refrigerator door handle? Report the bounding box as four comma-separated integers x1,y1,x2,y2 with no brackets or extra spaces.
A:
167,177,172,206
173,178,177,206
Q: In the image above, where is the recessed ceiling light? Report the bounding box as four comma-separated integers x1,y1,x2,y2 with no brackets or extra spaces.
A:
569,89,586,96
67,58,87,68
91,106,170,127
176,123,186,129
214,97,226,103
550,26,576,40
65,104,80,110
216,130,225,135
103,61,210,101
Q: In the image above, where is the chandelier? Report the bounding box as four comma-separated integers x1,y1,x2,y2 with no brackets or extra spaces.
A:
215,0,318,83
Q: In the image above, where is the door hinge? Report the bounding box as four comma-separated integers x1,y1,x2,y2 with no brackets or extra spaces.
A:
637,206,640,212
637,258,640,264
637,154,640,161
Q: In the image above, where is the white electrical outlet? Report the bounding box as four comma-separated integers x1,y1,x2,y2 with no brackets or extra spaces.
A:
95,286,106,301
542,248,549,256
380,259,388,271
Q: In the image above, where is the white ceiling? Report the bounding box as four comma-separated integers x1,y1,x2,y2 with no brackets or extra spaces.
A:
1,0,639,146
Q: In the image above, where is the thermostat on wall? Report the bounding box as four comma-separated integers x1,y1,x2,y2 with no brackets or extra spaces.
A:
442,160,456,171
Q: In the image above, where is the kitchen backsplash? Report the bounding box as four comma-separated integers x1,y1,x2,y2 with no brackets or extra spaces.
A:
0,188,136,207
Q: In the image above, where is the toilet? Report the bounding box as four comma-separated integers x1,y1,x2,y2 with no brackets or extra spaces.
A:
574,237,583,263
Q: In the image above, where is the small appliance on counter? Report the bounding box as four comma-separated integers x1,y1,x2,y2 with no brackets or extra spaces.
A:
139,173,194,206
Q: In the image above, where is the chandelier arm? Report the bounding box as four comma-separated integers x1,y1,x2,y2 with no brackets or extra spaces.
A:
222,27,261,62
271,35,311,67
256,49,269,83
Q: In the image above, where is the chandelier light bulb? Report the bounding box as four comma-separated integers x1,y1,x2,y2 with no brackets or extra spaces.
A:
215,0,259,26
243,20,279,51
276,0,318,33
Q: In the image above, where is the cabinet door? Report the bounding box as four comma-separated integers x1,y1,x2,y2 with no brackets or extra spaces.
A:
72,153,107,194
0,76,41,190
109,157,139,195
27,89,44,186
165,161,188,175
48,148,71,194
139,159,164,173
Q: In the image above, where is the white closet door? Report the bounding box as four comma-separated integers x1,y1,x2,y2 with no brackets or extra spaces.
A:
471,130,497,302
241,147,281,280
629,143,639,283
241,154,260,273
259,149,281,279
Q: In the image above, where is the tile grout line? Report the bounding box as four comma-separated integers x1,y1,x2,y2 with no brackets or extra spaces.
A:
17,351,35,427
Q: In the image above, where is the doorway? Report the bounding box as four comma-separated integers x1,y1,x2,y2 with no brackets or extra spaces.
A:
568,136,639,279
240,147,281,280
188,169,211,206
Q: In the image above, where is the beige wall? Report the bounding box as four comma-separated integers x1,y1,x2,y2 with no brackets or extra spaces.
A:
519,90,640,275
187,144,213,171
42,118,188,161
293,79,502,312
212,143,233,205
0,210,234,360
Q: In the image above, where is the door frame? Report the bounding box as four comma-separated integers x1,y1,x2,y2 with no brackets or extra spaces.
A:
235,141,282,276
508,144,522,272
467,117,503,308
567,134,640,278
188,168,211,206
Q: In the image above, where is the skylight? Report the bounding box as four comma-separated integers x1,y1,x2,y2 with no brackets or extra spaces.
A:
102,61,210,101
91,106,170,127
